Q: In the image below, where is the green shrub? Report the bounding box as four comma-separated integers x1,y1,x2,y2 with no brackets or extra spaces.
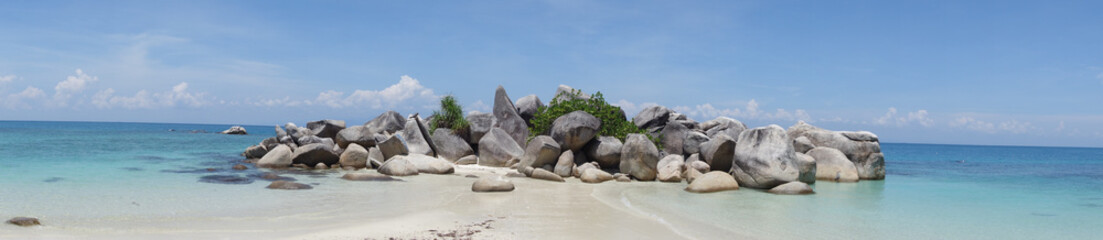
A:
528,89,658,146
429,95,470,139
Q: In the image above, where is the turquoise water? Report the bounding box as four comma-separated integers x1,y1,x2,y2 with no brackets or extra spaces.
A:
1,121,1102,239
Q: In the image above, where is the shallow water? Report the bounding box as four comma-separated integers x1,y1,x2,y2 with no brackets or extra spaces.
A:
1,121,1101,239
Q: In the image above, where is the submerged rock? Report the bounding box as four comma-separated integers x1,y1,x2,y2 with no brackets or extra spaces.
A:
7,217,40,227
341,172,399,181
266,180,313,190
472,176,515,192
198,175,254,185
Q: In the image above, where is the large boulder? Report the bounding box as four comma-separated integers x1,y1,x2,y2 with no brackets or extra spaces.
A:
768,181,814,195
515,95,544,127
731,125,800,189
403,154,455,174
365,111,406,134
275,125,288,139
619,134,660,181
377,157,419,176
580,168,614,183
584,136,622,168
307,119,346,139
291,143,339,167
795,152,817,184
472,176,515,192
792,136,815,154
220,126,247,135
367,147,384,168
632,106,673,134
807,147,860,182
700,117,747,140
477,128,524,167
659,123,690,155
377,134,409,161
335,126,384,149
685,171,740,193
492,85,529,148
243,145,268,159
338,143,370,169
682,131,710,155
402,117,437,157
257,145,293,168
656,155,685,182
465,112,495,145
431,128,474,162
518,136,561,174
554,150,576,178
553,84,591,102
699,135,736,172
550,111,601,152
787,121,885,180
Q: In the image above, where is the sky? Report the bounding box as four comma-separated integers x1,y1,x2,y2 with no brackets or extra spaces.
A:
1,0,1101,147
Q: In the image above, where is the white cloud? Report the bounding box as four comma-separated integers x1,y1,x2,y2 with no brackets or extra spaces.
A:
467,100,491,114
615,98,810,122
1057,121,1066,131
252,75,438,109
0,75,15,85
53,69,99,106
874,107,934,127
950,116,1033,134
612,99,658,116
91,82,209,109
3,86,47,109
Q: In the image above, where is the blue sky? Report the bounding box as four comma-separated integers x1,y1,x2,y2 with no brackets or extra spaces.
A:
1,1,1101,147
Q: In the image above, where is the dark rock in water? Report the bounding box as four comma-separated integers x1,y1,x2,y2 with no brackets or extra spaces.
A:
364,111,406,135
550,111,600,152
465,112,495,145
768,181,814,195
472,176,515,192
249,172,296,181
492,85,529,148
341,172,399,181
206,168,217,172
42,177,64,183
515,94,544,127
121,167,143,172
220,126,247,135
307,119,346,139
464,174,478,178
232,164,248,170
291,143,340,167
7,217,40,227
266,180,313,190
198,175,254,185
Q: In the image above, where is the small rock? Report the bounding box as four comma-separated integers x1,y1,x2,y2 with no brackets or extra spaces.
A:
580,168,614,183
314,163,328,169
341,172,399,181
768,181,815,195
685,171,740,193
7,217,40,227
615,174,631,182
232,164,247,170
530,168,565,182
455,155,478,165
573,162,598,178
472,176,515,192
266,180,313,190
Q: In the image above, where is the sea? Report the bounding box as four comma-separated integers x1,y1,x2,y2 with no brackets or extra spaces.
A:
1,120,1101,239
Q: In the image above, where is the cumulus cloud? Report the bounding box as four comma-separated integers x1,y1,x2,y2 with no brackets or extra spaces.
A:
467,100,491,114
0,75,15,85
612,99,658,116
3,86,47,109
875,107,934,127
53,69,99,106
91,82,209,109
670,99,811,122
253,75,438,109
949,116,1033,134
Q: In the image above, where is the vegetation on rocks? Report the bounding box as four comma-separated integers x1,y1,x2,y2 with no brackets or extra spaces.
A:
429,95,470,139
528,89,656,145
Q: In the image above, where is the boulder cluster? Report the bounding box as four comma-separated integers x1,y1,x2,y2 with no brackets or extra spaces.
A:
239,85,885,194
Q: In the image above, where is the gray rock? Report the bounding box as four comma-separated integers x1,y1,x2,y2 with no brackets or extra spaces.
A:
338,143,370,169
465,112,495,145
220,125,247,135
700,135,736,172
580,168,613,183
530,168,565,182
431,128,475,162
377,157,420,176
731,125,800,189
492,85,529,148
275,125,288,139
792,136,815,154
701,117,748,140
266,180,312,190
341,172,398,181
314,162,329,169
335,126,384,149
686,154,711,173
377,134,409,161
403,116,437,157
787,121,885,180
619,133,660,181
257,145,293,168
682,131,710,155
574,162,599,178
455,155,478,165
472,176,515,192
553,84,591,102
7,217,40,227
518,136,561,173
685,171,740,193
307,119,346,139
614,173,632,182
291,143,340,167
584,136,622,168
554,150,576,178
477,128,525,167
368,147,384,169
684,168,704,183
768,181,815,195
243,145,268,159
656,155,685,182
632,106,673,133
795,152,817,184
659,123,689,155
515,95,544,127
364,111,406,135
550,111,601,152
402,154,455,174
807,147,860,182
261,137,281,150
